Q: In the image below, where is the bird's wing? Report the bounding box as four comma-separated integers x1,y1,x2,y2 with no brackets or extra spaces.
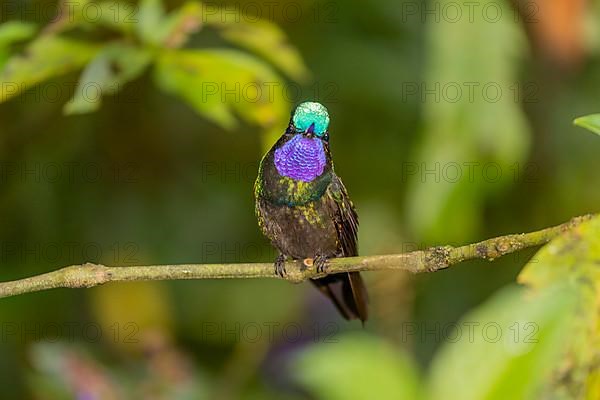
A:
320,174,368,322
325,174,359,257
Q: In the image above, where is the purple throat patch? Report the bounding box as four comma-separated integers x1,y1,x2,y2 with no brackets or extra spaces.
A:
274,135,326,182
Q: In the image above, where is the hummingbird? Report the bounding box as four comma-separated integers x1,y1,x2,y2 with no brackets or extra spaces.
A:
254,101,368,322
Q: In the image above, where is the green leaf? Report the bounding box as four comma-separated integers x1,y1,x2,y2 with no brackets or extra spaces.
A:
64,42,152,114
136,0,166,44
132,1,204,48
0,21,37,70
0,50,8,70
157,1,203,48
573,114,600,136
294,333,423,400
94,1,139,33
43,0,138,35
0,36,99,103
207,18,310,82
427,284,577,400
518,215,600,398
0,21,37,48
154,48,288,134
40,0,92,34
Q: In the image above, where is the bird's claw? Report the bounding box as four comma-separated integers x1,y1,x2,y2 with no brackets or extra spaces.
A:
274,254,287,277
314,255,329,274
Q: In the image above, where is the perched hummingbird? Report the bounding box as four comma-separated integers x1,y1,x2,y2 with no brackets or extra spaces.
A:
254,102,368,322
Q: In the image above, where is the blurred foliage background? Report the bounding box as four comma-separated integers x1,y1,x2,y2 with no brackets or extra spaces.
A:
1,0,600,398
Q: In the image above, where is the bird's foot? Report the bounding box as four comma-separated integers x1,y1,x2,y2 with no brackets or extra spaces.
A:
314,255,329,274
300,259,309,271
274,254,287,277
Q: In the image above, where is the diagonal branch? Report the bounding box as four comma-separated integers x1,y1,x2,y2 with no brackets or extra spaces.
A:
0,214,594,299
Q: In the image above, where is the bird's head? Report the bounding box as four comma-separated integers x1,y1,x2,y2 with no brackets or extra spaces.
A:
289,102,330,139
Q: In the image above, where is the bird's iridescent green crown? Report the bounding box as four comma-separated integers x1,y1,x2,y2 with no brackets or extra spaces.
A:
292,102,330,136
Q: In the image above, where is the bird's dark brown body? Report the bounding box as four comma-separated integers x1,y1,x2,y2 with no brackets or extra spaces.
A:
254,112,368,322
256,194,340,260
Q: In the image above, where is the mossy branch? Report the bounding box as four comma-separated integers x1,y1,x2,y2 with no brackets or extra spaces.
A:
0,214,594,299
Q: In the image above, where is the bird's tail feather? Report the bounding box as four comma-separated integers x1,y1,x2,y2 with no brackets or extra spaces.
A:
311,272,368,323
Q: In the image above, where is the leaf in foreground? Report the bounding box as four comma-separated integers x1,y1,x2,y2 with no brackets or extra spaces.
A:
573,114,600,136
154,49,288,134
64,42,152,114
518,215,600,398
0,21,37,70
294,333,423,400
207,18,310,82
0,36,99,103
0,21,37,48
427,284,577,400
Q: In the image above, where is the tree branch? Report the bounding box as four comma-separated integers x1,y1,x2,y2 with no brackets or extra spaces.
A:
0,214,594,299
